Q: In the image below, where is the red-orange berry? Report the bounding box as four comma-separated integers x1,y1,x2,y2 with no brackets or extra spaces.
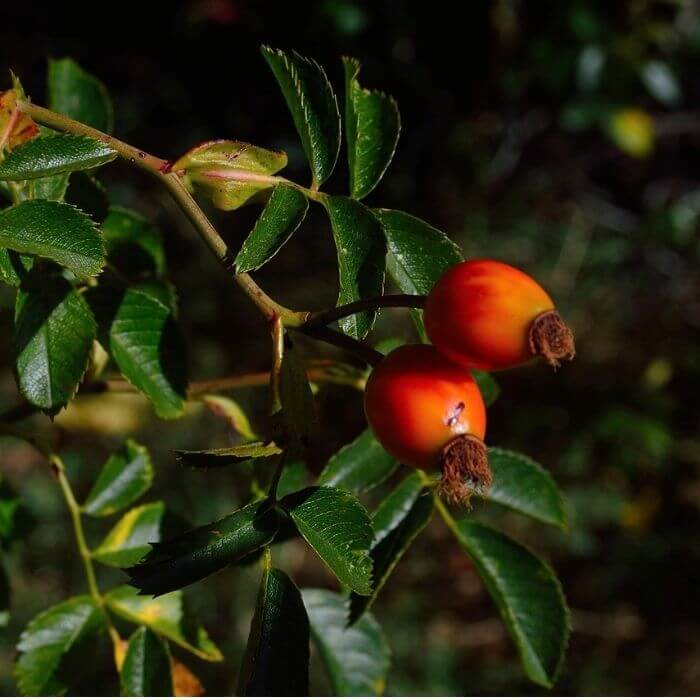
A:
424,259,575,371
364,344,490,503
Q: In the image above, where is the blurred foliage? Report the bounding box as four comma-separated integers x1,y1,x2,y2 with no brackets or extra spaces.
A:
2,0,700,695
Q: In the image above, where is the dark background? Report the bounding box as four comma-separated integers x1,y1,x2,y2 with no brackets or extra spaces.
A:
2,0,700,695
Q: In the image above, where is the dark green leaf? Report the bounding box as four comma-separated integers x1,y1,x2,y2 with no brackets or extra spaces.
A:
235,185,308,273
65,171,109,222
375,208,462,295
121,627,173,696
83,439,153,517
473,370,500,407
322,196,386,339
32,171,70,202
15,596,105,696
105,586,222,661
102,206,166,278
0,249,32,287
276,460,311,500
261,46,340,188
281,486,374,595
238,567,309,696
486,448,567,529
0,135,116,180
48,58,113,133
15,272,96,412
93,502,164,567
304,588,390,696
318,429,398,493
0,200,104,278
350,474,433,622
174,442,282,469
343,57,401,199
87,286,188,419
132,280,178,315
125,501,279,595
452,519,569,687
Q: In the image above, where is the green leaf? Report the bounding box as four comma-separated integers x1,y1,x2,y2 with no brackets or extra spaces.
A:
276,460,311,500
32,173,70,202
237,567,309,696
83,440,154,517
174,442,281,469
105,586,222,661
0,249,32,287
374,208,462,295
473,369,500,407
0,200,105,278
201,395,257,441
261,46,340,188
102,206,166,278
93,502,164,567
0,135,116,180
120,627,173,696
303,588,390,696
486,448,567,529
343,57,401,199
125,501,279,595
451,519,569,687
65,171,109,222
87,286,188,419
48,58,114,133
322,196,386,339
350,474,433,623
318,429,398,493
234,185,308,273
281,486,374,595
15,596,105,696
172,140,287,211
14,272,96,412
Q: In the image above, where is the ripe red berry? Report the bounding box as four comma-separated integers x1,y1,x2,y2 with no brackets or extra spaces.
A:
364,344,490,503
424,259,575,371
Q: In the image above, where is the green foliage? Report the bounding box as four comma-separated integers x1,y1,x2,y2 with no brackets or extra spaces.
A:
238,566,310,696
304,588,390,696
0,249,32,287
120,627,173,696
14,272,96,412
261,46,340,188
0,200,104,278
174,442,281,468
0,135,116,180
281,486,374,595
235,185,308,273
343,57,400,199
82,440,154,517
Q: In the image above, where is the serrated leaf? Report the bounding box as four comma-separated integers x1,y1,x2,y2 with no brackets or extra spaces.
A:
15,596,105,696
234,185,308,273
87,286,188,419
473,370,500,407
343,57,401,199
65,171,109,222
261,46,340,188
83,439,153,517
201,395,257,441
48,58,113,133
14,272,96,412
0,200,105,277
485,448,567,529
281,486,374,594
172,140,287,211
350,474,433,623
93,502,164,567
304,588,390,696
374,208,462,295
0,249,32,287
125,501,279,595
322,196,386,339
451,519,569,687
120,627,173,696
105,586,222,661
174,442,281,469
102,206,166,278
237,567,309,696
318,429,398,493
0,134,116,180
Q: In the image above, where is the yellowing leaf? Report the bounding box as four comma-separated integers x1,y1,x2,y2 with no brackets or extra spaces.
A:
609,108,654,158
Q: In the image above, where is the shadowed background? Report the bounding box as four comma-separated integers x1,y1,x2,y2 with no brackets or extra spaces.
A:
2,0,700,695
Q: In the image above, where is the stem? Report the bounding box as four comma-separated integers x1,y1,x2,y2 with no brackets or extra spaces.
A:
267,450,288,502
305,294,426,327
269,316,285,415
298,325,384,367
17,100,306,326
